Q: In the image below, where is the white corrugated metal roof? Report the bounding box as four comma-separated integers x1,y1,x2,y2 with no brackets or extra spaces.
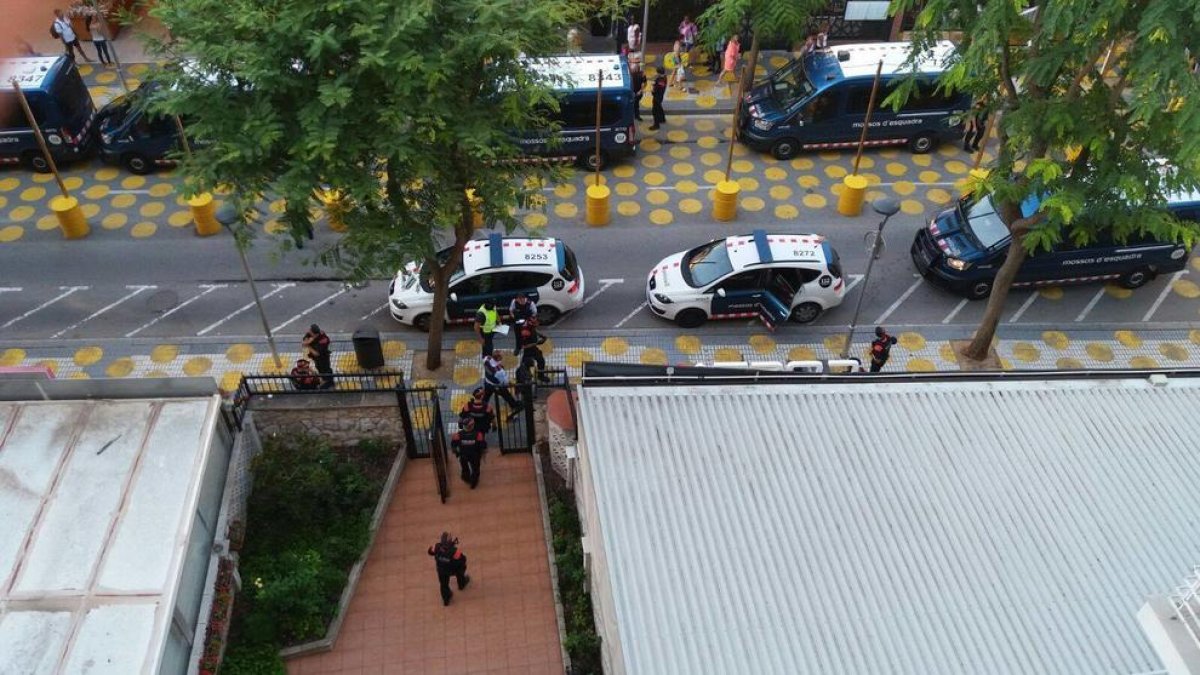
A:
0,397,221,675
577,377,1200,675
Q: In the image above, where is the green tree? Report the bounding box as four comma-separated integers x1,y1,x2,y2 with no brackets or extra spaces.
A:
145,0,580,369
893,0,1200,361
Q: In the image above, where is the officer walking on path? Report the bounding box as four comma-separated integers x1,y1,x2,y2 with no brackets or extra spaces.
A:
460,387,496,436
427,532,470,606
515,317,549,385
483,350,524,416
302,324,334,389
451,416,487,489
870,326,898,372
475,300,501,359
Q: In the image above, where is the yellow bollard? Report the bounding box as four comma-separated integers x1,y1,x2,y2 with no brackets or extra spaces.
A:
316,188,349,232
585,184,610,226
49,194,89,239
189,192,221,237
466,188,484,229
959,168,990,197
712,180,740,221
837,174,868,217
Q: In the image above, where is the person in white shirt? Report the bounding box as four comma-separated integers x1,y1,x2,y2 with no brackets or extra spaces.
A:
627,23,641,52
52,9,91,62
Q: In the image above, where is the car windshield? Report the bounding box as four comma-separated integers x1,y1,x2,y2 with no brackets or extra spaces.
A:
960,195,1012,249
770,60,815,106
417,248,466,292
682,240,734,287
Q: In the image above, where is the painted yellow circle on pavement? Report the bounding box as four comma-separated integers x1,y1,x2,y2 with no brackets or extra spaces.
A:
601,337,628,356
105,358,136,378
63,176,83,190
818,151,841,161
649,208,673,225
731,160,754,173
554,202,578,218
1085,343,1113,362
112,194,136,208
823,165,847,179
927,188,952,205
382,340,406,359
644,171,667,186
802,194,827,209
613,165,636,178
1129,356,1158,369
742,197,765,212
150,345,179,363
912,154,933,166
906,358,936,372
1160,344,1190,361
150,182,175,197
898,333,925,351
74,346,104,366
0,349,25,366
679,198,703,214
937,145,960,158
704,169,727,184
788,346,816,361
131,222,157,238
1191,329,1200,346
94,167,119,181
939,343,958,363
675,335,701,354
1193,257,1200,271
695,119,716,132
900,199,924,215
0,225,23,242
642,155,664,169
615,182,638,196
944,160,969,175
168,210,193,227
1104,284,1132,299
797,175,820,188
121,175,147,190
640,347,668,365
1012,343,1040,362
640,138,661,152
700,152,723,166
695,96,717,108
219,371,243,393
736,177,759,191
885,162,908,177
669,146,692,159
1173,278,1200,298
1041,331,1069,350
676,180,699,194
523,213,547,228
919,170,941,183
553,183,577,199
892,181,916,196
697,136,720,149
769,185,793,200
617,201,641,216
8,206,33,221
764,167,788,181
83,184,111,200
566,349,594,368
749,335,776,354
646,190,670,205
713,347,742,362
672,163,695,176
140,201,166,217
101,213,128,229
1115,330,1142,348
453,364,478,387
774,204,799,219
1038,287,1063,300
0,178,19,192
95,70,117,84
666,130,689,143
454,340,478,357
1057,357,1083,369
791,158,815,170
20,186,46,201
31,173,54,183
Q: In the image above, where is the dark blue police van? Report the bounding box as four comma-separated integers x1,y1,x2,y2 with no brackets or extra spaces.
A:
96,82,207,174
741,41,970,159
518,55,637,170
912,191,1200,299
0,56,96,172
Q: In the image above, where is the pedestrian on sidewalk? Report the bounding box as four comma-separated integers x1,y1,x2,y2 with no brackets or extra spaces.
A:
963,99,988,152
290,358,320,390
722,34,741,84
679,15,699,57
649,73,667,130
428,532,470,606
88,15,114,66
475,300,500,359
52,10,92,62
451,416,487,489
667,39,689,90
483,350,523,415
870,326,898,372
515,317,549,385
460,387,496,436
627,22,642,53
302,323,334,388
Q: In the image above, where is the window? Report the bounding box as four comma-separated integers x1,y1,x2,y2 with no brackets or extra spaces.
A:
492,271,552,293
905,81,957,111
555,100,627,129
0,93,26,128
451,273,494,297
804,91,839,123
718,270,767,292
683,240,734,287
844,84,876,115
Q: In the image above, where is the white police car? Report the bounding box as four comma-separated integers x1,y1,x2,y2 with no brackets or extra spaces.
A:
646,230,846,328
389,233,585,331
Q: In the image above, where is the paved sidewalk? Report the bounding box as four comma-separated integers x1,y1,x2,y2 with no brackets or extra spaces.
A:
288,454,562,675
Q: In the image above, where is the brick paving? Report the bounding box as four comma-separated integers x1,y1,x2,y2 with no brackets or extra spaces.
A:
287,453,562,675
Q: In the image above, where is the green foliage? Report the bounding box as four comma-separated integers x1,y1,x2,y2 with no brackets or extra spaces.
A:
240,549,345,644
698,0,824,49
220,644,286,675
356,437,395,470
548,489,602,674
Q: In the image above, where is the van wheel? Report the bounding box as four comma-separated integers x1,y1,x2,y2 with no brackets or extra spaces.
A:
537,306,561,325
908,133,937,154
1120,267,1153,289
22,152,51,173
579,151,607,171
967,280,992,300
413,314,431,332
790,302,822,324
123,153,153,175
770,138,800,160
675,308,707,328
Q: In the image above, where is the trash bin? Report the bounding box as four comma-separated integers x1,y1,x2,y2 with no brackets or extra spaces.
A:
352,327,385,369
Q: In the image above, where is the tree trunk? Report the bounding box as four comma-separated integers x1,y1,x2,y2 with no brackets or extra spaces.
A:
422,194,476,371
963,217,1034,360
737,32,761,119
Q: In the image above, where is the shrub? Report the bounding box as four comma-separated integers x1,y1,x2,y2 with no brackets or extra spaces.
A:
547,489,602,674
221,643,286,675
356,437,395,469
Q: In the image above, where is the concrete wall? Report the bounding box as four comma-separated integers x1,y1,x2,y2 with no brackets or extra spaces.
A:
249,393,405,446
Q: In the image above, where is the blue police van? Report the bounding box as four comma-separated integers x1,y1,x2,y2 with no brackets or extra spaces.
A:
740,41,970,159
518,55,637,170
912,191,1200,299
95,82,203,174
0,56,96,172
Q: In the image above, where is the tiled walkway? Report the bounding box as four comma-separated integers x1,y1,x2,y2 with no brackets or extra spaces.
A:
288,454,563,675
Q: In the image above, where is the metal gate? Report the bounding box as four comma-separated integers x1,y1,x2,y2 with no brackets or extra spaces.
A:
484,384,537,454
397,385,452,502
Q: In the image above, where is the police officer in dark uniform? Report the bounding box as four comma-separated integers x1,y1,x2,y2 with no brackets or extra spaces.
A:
459,387,495,436
508,293,538,350
427,532,470,606
290,358,320,390
514,317,549,384
870,326,898,372
302,324,334,389
451,416,487,489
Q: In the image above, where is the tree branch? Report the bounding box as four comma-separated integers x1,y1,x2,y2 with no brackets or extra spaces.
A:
997,46,1020,104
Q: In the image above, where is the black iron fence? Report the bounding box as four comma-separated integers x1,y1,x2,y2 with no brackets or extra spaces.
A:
227,371,406,431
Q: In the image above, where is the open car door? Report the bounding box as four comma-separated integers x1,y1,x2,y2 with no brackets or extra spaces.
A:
756,269,800,331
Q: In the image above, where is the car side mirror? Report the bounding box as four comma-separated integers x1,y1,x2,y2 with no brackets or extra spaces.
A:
449,293,458,302
715,288,727,298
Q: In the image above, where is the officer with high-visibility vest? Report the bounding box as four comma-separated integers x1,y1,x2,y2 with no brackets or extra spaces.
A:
474,300,500,358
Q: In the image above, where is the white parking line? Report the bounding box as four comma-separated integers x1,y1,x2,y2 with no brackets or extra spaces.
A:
0,287,21,292
844,274,865,294
361,303,390,321
197,283,294,336
1074,288,1107,322
51,285,155,338
1143,270,1188,322
942,298,969,324
614,301,648,328
272,287,349,333
125,284,228,337
1007,292,1038,323
872,278,923,326
1,286,89,330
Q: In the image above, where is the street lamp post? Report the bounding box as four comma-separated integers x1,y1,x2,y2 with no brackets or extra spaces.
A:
839,197,901,362
215,202,284,370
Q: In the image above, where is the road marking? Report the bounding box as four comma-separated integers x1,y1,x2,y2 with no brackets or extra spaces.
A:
872,278,923,326
272,287,349,333
1,286,89,330
1143,270,1187,322
1074,288,1107,322
361,303,390,320
0,287,21,293
596,278,625,284
51,285,155,338
844,274,865,294
614,301,648,329
554,279,624,329
1007,292,1038,323
197,283,295,336
942,298,969,324
124,284,227,337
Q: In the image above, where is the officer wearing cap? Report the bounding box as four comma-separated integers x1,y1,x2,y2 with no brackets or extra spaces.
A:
870,326,898,372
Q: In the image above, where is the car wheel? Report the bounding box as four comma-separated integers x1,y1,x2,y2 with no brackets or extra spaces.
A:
770,138,800,160
1120,267,1153,289
908,132,937,154
967,280,992,300
123,153,153,175
413,314,431,332
22,151,51,173
538,306,561,325
790,302,822,324
675,308,707,328
579,151,607,171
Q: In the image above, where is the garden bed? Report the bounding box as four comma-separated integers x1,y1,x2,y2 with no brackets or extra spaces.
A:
218,434,398,675
547,488,602,674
